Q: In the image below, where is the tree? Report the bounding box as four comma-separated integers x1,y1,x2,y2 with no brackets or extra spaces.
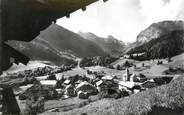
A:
116,64,121,70
124,61,130,68
24,96,45,115
47,74,56,80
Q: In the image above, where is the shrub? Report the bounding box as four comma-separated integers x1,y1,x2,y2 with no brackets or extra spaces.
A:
98,90,109,98
55,78,65,89
22,76,37,85
154,78,166,85
124,61,131,68
98,88,122,99
47,74,56,80
116,65,122,70
24,96,45,115
164,66,184,75
108,65,114,69
19,82,58,100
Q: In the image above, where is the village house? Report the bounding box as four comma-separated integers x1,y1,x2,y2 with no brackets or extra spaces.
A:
102,75,118,84
55,74,64,80
118,81,135,94
132,53,145,57
119,81,143,94
123,55,130,59
77,90,89,99
36,75,49,81
40,80,57,87
63,79,71,86
55,89,63,95
96,80,107,92
75,80,83,86
141,79,156,89
65,84,76,97
102,75,114,81
76,81,97,95
129,74,137,82
136,73,147,82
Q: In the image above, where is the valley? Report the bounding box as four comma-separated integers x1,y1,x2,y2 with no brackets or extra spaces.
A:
1,20,184,115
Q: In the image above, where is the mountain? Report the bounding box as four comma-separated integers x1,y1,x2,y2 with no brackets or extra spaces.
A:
128,30,184,59
137,20,184,45
7,24,108,65
7,40,77,66
126,20,184,58
37,24,107,57
78,31,126,56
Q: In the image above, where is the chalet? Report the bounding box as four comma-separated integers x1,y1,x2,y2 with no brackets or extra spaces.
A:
96,80,103,87
141,79,156,89
36,75,48,81
118,81,135,91
19,84,33,91
40,80,57,87
65,85,76,97
77,90,89,99
96,80,107,92
130,74,137,82
76,81,97,95
136,73,147,82
75,80,83,86
55,74,64,80
132,53,145,57
102,75,114,81
132,85,143,93
133,89,140,94
123,55,130,59
101,75,115,85
63,79,71,86
56,89,63,95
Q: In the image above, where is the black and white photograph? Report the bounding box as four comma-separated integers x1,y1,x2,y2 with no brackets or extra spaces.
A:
0,0,184,115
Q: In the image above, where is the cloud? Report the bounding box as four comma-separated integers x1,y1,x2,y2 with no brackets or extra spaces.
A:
57,0,144,42
57,0,184,42
139,0,184,24
163,0,170,3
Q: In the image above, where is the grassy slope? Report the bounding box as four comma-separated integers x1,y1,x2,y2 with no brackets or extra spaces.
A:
78,32,125,56
43,75,184,115
169,53,184,68
110,58,139,68
110,53,184,77
38,24,107,57
7,40,77,66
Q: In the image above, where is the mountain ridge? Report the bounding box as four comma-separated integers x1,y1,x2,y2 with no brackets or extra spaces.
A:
7,24,112,65
137,20,184,45
78,31,126,56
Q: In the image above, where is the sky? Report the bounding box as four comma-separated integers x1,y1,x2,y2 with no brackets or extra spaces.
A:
57,0,184,43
